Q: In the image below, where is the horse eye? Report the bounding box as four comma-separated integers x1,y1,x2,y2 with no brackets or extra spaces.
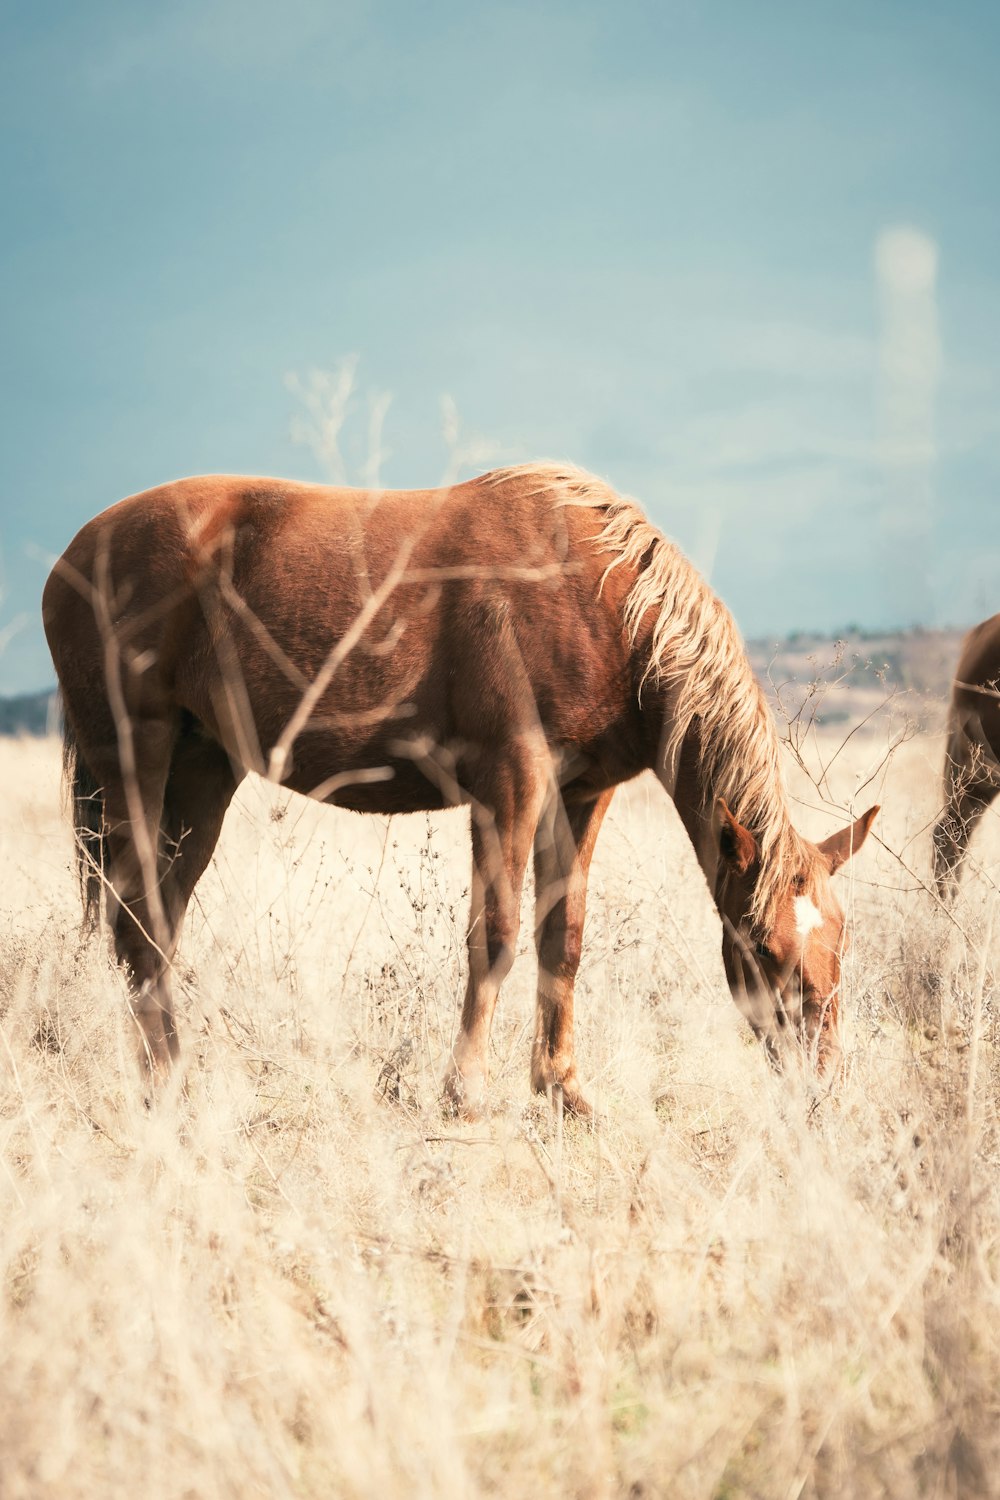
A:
754,940,775,964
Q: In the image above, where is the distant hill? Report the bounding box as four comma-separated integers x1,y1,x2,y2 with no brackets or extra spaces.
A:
747,626,966,731
0,689,58,737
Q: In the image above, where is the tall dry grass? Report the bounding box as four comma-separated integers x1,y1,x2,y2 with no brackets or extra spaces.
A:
1,726,998,1499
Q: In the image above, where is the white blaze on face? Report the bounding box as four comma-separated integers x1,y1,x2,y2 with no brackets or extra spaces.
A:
794,894,823,940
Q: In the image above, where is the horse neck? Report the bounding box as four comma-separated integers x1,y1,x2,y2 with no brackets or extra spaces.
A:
665,718,724,896
620,556,796,911
652,709,793,913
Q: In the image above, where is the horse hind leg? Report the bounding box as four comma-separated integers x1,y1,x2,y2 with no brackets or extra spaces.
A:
109,720,240,1075
76,710,180,1074
160,726,242,950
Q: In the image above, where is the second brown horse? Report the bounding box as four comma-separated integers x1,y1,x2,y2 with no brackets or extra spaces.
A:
43,463,877,1113
933,613,1000,896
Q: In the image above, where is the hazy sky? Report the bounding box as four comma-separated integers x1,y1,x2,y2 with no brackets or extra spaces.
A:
2,0,998,692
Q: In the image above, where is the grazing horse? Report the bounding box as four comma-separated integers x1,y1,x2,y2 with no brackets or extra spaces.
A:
933,613,1000,897
43,463,877,1114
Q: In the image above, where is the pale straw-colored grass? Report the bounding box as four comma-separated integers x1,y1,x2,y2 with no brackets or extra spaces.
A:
1,730,998,1499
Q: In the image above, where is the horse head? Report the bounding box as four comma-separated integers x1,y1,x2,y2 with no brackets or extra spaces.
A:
714,800,879,1070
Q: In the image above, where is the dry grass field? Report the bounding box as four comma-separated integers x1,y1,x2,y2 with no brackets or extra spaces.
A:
1,720,999,1499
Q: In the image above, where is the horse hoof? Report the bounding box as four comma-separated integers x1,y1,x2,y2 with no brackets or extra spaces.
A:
554,1084,593,1122
533,1072,593,1121
441,1065,488,1122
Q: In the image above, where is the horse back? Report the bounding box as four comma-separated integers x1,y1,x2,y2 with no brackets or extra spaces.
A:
43,472,653,806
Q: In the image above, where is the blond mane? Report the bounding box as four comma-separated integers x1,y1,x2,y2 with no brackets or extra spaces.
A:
487,462,815,920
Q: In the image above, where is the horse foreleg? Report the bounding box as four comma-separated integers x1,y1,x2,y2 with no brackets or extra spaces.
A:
443,752,548,1119
531,789,613,1118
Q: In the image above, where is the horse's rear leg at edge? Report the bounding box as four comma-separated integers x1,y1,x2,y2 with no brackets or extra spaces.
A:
933,720,999,897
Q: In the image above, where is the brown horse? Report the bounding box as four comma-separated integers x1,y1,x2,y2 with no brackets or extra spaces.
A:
933,613,1000,896
43,463,877,1114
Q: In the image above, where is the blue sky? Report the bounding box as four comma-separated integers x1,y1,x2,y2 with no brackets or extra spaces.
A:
2,0,998,692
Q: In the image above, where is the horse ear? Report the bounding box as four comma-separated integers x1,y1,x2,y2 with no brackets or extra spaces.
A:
715,798,758,875
817,806,879,874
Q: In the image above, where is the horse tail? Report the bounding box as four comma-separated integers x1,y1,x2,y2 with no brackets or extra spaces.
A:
61,709,107,928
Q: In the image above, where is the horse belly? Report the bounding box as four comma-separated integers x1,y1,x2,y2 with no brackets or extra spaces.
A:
279,730,458,814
